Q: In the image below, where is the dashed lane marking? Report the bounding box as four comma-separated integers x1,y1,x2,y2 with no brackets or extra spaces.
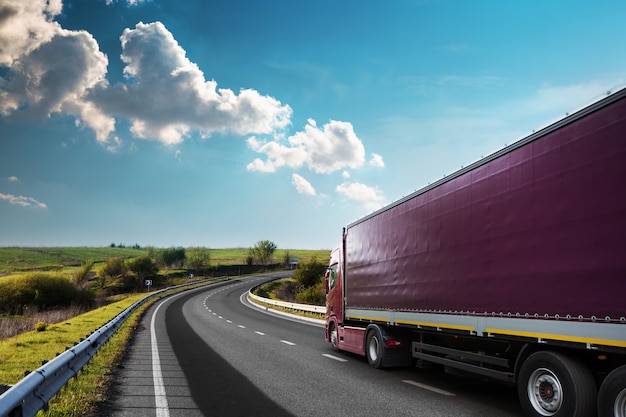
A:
280,340,296,346
402,380,456,396
322,354,348,362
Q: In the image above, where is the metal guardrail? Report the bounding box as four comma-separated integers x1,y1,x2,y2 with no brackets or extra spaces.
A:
0,277,224,417
247,291,325,314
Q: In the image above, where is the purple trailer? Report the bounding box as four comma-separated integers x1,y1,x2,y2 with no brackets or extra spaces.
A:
325,88,626,417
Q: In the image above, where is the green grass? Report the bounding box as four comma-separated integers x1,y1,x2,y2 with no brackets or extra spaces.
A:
0,247,146,274
0,247,331,276
207,248,330,266
0,293,146,384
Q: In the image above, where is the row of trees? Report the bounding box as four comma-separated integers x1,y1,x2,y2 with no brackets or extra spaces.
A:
0,241,286,314
98,241,281,290
97,246,212,290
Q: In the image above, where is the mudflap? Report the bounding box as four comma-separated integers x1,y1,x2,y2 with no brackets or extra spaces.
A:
370,324,412,367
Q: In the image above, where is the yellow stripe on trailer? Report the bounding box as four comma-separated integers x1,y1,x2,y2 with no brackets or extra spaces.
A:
395,319,475,332
485,328,626,348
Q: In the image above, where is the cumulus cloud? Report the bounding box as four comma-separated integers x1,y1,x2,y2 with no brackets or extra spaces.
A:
0,193,47,208
8,176,18,182
336,181,385,211
292,173,317,196
0,5,291,146
0,0,62,66
247,118,365,174
89,21,293,145
0,0,112,141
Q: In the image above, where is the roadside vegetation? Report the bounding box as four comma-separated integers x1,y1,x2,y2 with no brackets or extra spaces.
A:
0,245,329,340
0,243,329,416
253,257,328,305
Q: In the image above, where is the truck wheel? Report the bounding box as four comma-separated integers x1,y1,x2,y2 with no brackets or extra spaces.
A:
598,365,626,417
518,351,596,417
328,322,338,351
366,328,383,369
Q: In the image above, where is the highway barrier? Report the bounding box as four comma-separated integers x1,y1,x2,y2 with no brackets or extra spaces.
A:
0,277,225,417
247,291,325,315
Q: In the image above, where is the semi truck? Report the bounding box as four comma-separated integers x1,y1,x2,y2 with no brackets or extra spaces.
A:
325,87,626,417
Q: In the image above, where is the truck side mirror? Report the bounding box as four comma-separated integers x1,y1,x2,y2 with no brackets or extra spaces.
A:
324,269,330,293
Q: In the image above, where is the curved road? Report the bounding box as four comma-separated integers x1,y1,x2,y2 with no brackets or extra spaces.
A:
104,273,524,417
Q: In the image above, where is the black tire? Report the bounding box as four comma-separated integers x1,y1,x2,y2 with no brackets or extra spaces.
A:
365,327,383,369
598,365,626,417
517,351,596,417
328,322,339,351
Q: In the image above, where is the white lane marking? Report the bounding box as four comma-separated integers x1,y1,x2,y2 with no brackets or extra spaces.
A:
322,354,348,362
255,331,265,336
151,299,173,417
238,325,246,329
402,380,456,396
280,340,296,346
226,320,232,323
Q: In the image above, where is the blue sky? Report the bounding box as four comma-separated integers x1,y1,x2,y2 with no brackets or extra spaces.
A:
1,0,625,250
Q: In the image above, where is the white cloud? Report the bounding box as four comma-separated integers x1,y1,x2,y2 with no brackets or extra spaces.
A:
105,0,150,5
247,119,365,174
0,0,112,141
8,176,18,182
1,8,292,146
369,153,384,168
291,173,317,196
0,0,62,66
336,181,384,212
0,193,47,208
91,21,292,145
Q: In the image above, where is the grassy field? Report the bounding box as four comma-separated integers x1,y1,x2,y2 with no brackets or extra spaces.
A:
0,247,330,275
0,247,146,274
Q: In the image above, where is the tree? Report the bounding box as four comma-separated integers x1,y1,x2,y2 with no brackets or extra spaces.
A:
96,257,128,289
293,258,327,305
248,240,277,265
186,247,211,275
160,247,186,269
293,258,327,288
126,255,159,287
282,250,291,266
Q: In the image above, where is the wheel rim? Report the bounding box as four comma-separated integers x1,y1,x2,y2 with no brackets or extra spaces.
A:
615,388,626,417
527,367,563,416
368,334,380,362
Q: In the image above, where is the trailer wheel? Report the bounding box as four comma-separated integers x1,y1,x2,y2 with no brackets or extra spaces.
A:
518,351,596,417
366,327,383,369
598,365,626,417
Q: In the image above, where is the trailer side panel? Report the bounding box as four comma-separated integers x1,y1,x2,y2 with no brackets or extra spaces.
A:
345,92,626,321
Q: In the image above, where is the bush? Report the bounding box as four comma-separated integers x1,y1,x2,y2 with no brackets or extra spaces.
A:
0,273,94,314
293,258,327,288
35,321,47,332
295,281,325,305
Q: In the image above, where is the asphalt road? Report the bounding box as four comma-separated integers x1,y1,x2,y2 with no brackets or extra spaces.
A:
102,273,525,417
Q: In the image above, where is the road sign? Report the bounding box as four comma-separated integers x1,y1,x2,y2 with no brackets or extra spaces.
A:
145,279,152,286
